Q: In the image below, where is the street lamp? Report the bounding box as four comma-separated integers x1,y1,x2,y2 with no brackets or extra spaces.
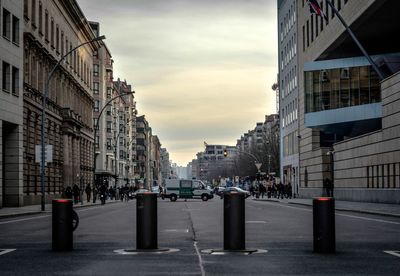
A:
40,35,106,211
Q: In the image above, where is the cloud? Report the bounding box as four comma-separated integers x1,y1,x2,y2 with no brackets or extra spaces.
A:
77,0,278,165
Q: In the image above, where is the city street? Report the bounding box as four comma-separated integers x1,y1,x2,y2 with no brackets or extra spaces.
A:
0,198,400,275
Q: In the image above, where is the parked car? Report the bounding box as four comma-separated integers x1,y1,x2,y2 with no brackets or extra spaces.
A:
218,187,251,199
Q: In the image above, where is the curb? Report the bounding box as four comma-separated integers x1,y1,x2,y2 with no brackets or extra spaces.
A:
0,200,121,219
288,201,400,218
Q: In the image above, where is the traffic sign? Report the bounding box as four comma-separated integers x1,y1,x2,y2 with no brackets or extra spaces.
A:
35,145,53,164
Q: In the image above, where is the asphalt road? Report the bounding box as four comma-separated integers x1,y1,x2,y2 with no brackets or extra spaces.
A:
0,198,400,275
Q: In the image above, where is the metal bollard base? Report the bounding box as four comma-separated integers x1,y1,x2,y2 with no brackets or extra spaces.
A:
114,248,180,255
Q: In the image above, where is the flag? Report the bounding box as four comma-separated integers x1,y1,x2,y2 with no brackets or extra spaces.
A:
307,0,328,20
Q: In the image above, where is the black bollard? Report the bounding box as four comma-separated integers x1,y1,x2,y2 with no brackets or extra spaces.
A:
136,192,157,250
52,199,73,251
224,192,245,250
313,197,335,253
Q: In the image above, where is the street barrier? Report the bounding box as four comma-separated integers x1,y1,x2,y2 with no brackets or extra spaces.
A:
136,192,157,250
224,192,245,250
52,199,74,251
313,197,335,253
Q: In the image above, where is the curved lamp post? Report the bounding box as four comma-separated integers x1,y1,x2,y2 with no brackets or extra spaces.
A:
92,92,134,194
40,35,106,211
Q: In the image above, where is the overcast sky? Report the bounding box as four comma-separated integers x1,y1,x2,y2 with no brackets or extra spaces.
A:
77,0,278,166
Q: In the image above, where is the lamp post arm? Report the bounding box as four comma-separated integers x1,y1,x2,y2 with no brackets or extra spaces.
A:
92,91,134,188
234,149,260,163
41,36,105,212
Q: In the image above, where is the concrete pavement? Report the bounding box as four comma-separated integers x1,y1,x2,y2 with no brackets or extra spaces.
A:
253,197,400,218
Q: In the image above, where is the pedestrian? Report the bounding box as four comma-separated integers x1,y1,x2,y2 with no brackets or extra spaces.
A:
72,184,80,204
324,178,333,197
65,186,73,199
85,184,92,203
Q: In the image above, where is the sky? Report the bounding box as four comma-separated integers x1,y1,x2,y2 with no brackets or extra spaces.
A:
77,0,278,166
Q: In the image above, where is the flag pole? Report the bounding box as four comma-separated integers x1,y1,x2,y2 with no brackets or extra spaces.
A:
325,0,385,80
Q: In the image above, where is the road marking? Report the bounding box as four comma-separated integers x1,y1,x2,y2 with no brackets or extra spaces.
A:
252,201,400,225
383,251,400,258
0,249,16,256
164,229,189,233
246,221,266,224
194,241,206,276
0,215,51,225
337,213,400,225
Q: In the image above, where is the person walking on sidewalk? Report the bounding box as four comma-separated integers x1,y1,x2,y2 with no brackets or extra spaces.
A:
73,184,80,204
85,184,92,203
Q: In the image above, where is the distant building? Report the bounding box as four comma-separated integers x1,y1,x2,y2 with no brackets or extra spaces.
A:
160,148,170,184
278,0,300,195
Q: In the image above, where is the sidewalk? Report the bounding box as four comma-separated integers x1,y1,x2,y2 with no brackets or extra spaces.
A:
253,197,400,218
0,200,120,219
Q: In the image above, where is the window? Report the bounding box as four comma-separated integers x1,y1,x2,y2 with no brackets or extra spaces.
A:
51,18,54,47
24,0,29,19
93,64,99,76
93,82,99,94
3,9,11,40
12,16,20,45
107,121,112,133
94,100,99,112
31,0,36,27
56,25,59,53
12,67,19,96
61,32,64,56
38,2,43,35
45,10,49,41
2,62,11,92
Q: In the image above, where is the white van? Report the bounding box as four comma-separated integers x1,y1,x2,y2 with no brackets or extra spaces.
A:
164,179,214,201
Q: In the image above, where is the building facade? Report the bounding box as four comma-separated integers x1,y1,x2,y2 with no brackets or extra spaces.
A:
278,0,300,195
0,0,24,207
23,0,100,205
135,115,149,188
298,0,400,203
160,147,171,184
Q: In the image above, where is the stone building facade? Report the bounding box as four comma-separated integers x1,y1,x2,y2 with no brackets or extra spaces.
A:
0,0,24,207
22,0,100,205
297,0,400,202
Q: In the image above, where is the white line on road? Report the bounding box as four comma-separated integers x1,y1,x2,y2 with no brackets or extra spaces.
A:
164,229,189,233
337,213,400,225
251,200,400,225
0,249,16,256
194,241,206,276
246,221,267,224
0,215,51,225
383,250,400,258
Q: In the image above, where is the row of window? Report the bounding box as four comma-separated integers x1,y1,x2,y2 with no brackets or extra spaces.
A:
281,65,298,99
282,97,298,129
2,8,20,45
283,130,299,157
2,61,19,96
280,3,296,42
281,34,297,72
367,163,400,189
302,0,348,52
24,0,92,90
305,66,380,113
